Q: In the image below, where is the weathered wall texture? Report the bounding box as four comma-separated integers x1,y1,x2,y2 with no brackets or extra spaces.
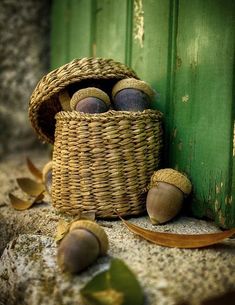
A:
0,0,51,157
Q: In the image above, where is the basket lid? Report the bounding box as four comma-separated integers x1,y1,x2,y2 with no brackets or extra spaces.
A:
29,57,139,143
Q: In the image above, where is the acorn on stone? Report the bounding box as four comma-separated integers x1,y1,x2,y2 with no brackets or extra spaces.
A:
111,78,155,112
70,87,111,114
42,161,53,195
146,169,192,225
57,220,109,274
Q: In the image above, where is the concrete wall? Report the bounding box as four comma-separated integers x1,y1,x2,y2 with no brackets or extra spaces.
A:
0,0,51,157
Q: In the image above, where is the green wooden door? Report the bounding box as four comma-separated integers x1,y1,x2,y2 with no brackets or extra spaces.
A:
51,0,235,228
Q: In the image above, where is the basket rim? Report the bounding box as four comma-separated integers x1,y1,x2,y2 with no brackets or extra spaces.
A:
55,109,163,121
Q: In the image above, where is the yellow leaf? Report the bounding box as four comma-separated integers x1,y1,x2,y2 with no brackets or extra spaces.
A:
9,193,34,211
81,211,96,221
26,157,43,181
17,178,45,196
9,192,45,211
34,192,45,203
120,217,235,249
55,219,71,242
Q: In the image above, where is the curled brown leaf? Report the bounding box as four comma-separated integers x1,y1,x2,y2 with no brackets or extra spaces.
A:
120,217,235,249
34,192,45,203
17,178,45,196
80,211,96,221
54,212,96,242
9,192,45,211
9,193,33,211
55,219,71,242
26,157,43,181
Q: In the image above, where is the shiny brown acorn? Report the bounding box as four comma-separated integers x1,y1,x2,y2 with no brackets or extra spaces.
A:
42,161,53,195
146,169,192,225
70,87,110,114
57,220,109,273
112,78,155,112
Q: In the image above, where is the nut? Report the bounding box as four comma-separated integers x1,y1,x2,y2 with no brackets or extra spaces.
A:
57,220,109,273
146,169,192,224
70,87,110,114
112,78,155,111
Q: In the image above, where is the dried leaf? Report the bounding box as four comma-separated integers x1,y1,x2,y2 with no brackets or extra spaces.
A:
26,157,43,181
54,213,95,242
9,193,33,210
9,192,45,211
120,217,235,249
17,178,45,196
80,258,144,305
81,211,96,221
55,219,71,242
34,192,45,203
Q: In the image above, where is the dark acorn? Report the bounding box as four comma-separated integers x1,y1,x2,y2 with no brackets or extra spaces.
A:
74,97,108,113
57,220,109,274
70,87,110,114
112,78,155,112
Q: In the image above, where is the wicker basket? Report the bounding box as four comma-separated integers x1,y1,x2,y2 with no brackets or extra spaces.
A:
29,57,163,218
29,57,138,143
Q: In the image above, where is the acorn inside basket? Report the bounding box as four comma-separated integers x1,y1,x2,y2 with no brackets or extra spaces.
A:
29,57,163,218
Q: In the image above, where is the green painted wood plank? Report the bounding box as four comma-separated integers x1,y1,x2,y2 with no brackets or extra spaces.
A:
68,0,94,59
51,0,70,69
131,0,171,113
169,0,235,227
125,0,133,67
95,0,128,63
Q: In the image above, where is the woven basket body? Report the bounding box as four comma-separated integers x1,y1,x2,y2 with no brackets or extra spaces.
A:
29,57,163,218
52,110,163,218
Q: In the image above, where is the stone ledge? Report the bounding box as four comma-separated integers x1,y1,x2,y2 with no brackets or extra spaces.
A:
0,151,235,305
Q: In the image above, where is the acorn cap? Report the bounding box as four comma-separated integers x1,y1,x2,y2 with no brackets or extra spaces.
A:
42,161,53,183
70,87,111,111
149,168,192,196
112,78,155,101
69,220,109,255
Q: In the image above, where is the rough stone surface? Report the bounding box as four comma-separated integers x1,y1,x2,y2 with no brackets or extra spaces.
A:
0,0,50,157
0,151,235,305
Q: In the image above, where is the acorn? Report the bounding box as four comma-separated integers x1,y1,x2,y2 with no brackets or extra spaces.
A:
70,87,110,114
57,220,109,273
42,161,53,195
146,169,192,225
112,78,155,111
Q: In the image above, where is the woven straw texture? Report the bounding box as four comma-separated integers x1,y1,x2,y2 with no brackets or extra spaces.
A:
149,168,192,195
29,57,138,143
52,110,163,218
